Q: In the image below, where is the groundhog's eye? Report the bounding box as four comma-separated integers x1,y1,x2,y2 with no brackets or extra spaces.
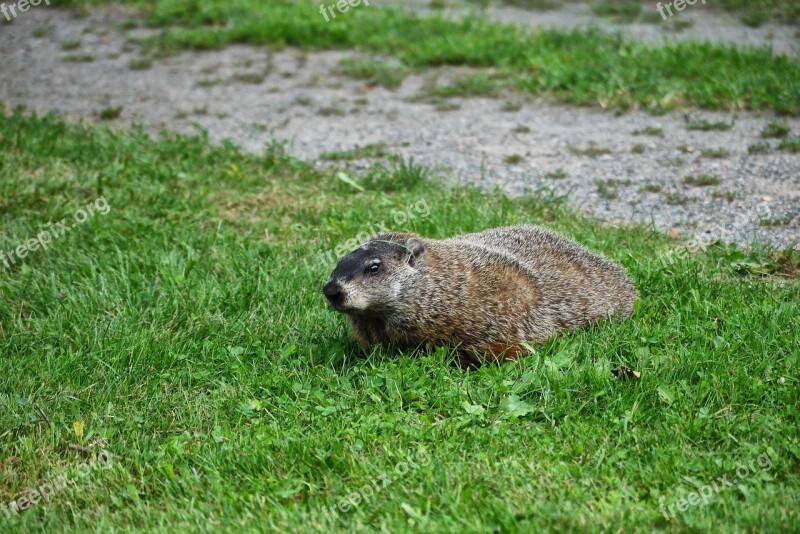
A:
367,262,381,275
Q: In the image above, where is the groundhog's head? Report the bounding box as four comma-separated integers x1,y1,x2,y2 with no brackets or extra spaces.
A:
323,233,424,314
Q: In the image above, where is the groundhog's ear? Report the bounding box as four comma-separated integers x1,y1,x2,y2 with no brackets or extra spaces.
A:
404,238,425,266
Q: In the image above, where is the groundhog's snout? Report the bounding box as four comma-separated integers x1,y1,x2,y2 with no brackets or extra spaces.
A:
323,280,344,308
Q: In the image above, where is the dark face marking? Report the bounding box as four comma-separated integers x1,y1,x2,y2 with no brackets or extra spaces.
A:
330,247,379,282
322,238,424,312
329,241,408,282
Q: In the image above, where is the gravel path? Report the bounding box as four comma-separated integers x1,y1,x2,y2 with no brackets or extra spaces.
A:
1,7,798,248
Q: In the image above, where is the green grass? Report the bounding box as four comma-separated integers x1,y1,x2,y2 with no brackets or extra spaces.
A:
418,73,501,99
591,0,642,22
474,0,564,10
748,141,772,154
335,57,408,89
116,18,139,31
639,183,662,193
569,144,613,157
761,120,791,139
317,106,346,117
682,174,722,187
523,0,796,24
544,168,568,179
633,126,664,137
32,25,50,38
479,0,799,24
664,191,695,204
320,143,390,161
685,118,735,131
663,18,695,32
595,181,619,200
699,147,731,159
127,57,153,70
60,39,81,51
98,106,123,120
712,190,738,202
48,0,800,114
2,102,800,532
500,100,523,112
719,0,800,24
231,72,265,84
60,54,94,63
778,136,800,152
760,215,795,227
595,178,631,200
740,10,770,28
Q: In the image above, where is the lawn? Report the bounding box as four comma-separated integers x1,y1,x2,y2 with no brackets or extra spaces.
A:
0,103,798,531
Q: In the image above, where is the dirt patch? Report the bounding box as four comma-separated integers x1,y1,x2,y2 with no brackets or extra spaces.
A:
1,7,798,248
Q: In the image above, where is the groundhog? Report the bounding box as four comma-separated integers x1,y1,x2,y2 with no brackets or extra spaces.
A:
322,225,637,367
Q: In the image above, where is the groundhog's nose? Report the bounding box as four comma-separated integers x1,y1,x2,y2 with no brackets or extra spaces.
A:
323,281,343,306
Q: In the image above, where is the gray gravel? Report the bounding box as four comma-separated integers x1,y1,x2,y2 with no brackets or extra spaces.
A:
1,7,798,248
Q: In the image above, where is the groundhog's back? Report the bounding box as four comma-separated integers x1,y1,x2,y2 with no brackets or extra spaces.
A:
417,225,637,346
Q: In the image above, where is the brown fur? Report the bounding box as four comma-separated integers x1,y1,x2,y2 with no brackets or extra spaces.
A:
322,225,638,367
